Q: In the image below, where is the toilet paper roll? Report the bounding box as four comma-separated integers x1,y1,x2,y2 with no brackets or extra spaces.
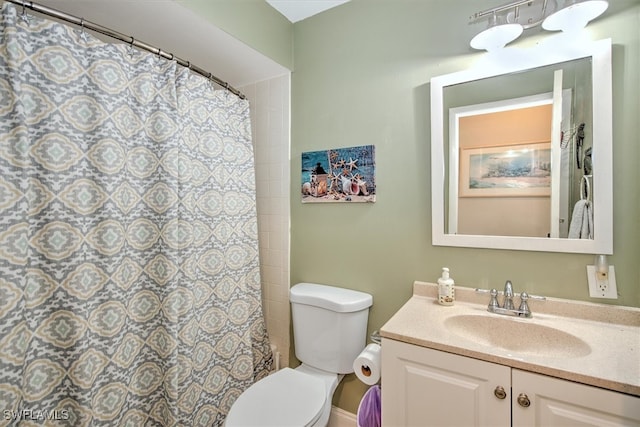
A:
353,343,381,385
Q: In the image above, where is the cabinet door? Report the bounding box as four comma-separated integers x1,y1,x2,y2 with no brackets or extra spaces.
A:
382,338,511,427
512,369,640,426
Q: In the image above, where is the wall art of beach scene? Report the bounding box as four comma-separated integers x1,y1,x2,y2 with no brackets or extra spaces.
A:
460,143,551,197
301,145,376,203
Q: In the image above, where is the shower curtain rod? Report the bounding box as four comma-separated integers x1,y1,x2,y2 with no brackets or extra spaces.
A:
4,0,246,99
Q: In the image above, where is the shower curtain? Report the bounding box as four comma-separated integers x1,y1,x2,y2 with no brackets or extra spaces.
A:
0,4,271,426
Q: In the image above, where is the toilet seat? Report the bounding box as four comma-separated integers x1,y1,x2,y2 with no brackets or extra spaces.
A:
225,367,326,427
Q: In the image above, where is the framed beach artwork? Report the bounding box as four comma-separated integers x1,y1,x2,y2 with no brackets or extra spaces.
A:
459,142,551,197
301,145,376,203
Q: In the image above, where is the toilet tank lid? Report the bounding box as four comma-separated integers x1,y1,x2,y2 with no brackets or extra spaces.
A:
290,283,373,313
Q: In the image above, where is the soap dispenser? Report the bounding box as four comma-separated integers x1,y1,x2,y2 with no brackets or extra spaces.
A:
438,267,455,306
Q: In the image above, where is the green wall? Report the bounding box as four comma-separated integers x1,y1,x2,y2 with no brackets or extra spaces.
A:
290,0,640,414
177,0,293,70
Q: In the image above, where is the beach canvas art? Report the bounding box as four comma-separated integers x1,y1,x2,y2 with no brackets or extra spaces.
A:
301,145,376,203
459,142,551,197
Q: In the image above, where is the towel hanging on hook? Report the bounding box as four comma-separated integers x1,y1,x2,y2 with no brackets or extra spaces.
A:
569,175,593,239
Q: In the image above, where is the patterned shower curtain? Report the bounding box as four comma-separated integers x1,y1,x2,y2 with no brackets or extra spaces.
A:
0,4,272,426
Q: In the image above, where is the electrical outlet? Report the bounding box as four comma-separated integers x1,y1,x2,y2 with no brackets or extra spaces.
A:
587,265,617,299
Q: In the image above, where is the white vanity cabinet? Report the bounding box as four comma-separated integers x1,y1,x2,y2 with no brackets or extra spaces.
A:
382,338,640,427
382,338,511,426
512,369,640,426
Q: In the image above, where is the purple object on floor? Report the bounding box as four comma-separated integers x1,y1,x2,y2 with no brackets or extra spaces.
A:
357,384,381,427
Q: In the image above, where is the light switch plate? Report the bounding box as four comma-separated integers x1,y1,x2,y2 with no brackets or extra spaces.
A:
587,265,617,299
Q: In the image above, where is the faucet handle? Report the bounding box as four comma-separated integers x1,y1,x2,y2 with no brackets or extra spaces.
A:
488,288,500,310
518,292,531,317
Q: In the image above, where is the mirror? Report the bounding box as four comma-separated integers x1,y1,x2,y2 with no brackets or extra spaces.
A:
431,39,612,254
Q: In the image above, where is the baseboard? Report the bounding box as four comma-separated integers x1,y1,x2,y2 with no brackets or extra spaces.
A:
328,406,357,427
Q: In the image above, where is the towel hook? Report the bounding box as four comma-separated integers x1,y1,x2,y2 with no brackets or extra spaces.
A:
580,175,591,202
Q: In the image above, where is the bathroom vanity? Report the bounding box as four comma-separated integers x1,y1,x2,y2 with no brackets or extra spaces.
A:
380,282,640,426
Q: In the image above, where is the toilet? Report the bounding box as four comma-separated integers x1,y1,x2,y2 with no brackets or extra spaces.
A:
225,282,373,427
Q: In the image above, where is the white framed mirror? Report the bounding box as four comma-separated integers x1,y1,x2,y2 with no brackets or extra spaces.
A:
431,38,612,254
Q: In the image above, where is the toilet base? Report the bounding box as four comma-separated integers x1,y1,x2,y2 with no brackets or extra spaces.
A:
294,364,344,427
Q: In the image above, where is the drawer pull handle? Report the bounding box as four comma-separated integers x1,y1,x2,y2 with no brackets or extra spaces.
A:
494,386,507,400
517,393,531,408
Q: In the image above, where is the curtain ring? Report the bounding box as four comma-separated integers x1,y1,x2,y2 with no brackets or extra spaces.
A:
79,18,88,41
128,36,136,57
156,48,163,69
20,1,30,24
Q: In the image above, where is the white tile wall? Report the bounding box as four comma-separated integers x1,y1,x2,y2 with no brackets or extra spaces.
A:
240,74,291,369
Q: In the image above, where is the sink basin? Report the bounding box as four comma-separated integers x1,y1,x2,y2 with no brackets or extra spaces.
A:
444,314,592,358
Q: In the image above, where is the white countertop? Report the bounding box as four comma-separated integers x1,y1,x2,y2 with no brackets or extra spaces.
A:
380,281,640,396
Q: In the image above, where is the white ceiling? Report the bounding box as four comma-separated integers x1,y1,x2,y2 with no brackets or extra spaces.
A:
266,0,350,23
24,0,289,90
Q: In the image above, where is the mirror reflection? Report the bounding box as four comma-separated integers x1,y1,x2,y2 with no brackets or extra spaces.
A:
444,57,592,239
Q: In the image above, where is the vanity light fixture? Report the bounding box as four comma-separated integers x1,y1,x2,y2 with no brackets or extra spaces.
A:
469,0,609,51
542,0,609,33
470,11,523,51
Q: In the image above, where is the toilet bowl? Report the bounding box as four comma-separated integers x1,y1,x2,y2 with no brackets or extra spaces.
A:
225,283,373,427
225,365,340,427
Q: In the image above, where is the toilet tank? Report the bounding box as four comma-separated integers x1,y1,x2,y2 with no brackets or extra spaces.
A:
290,283,373,374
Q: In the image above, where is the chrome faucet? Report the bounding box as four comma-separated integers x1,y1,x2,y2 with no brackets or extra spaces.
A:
482,280,544,318
503,280,515,310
